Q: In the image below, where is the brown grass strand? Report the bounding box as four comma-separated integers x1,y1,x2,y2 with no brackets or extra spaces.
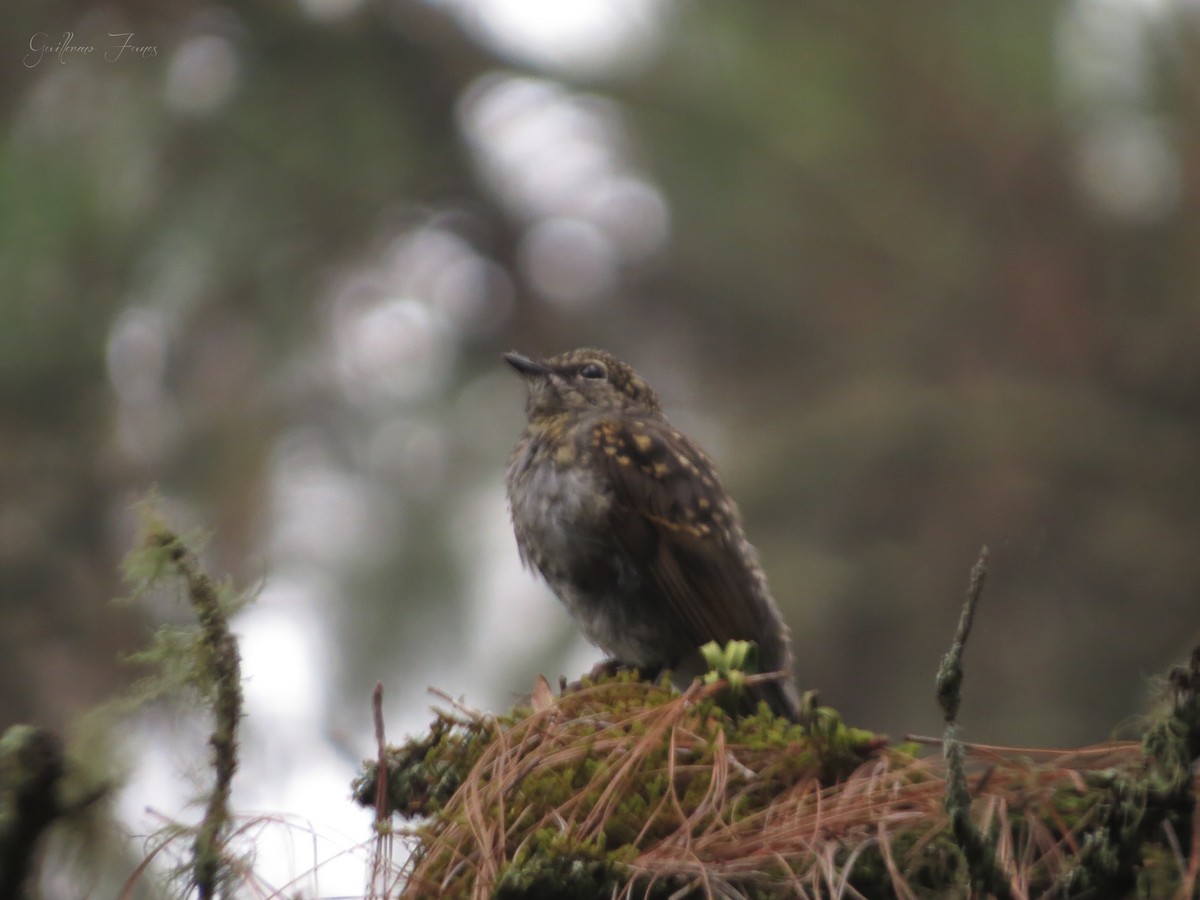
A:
393,676,1189,899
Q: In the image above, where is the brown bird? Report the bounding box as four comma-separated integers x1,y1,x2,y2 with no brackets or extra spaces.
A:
504,347,802,720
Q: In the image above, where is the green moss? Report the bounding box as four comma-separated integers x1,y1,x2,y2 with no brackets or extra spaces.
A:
494,831,650,900
353,713,494,818
348,651,1200,899
848,830,964,898
493,853,619,900
353,673,893,897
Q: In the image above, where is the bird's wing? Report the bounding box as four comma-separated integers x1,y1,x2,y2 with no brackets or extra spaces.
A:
589,416,773,652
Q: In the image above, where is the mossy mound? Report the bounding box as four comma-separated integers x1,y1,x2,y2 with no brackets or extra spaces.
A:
353,656,1200,899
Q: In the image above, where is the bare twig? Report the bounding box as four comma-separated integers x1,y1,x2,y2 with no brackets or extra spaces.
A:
373,682,388,825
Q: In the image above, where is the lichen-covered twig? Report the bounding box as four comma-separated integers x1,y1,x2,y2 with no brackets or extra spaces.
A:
935,546,989,724
148,529,244,900
1055,645,1200,895
0,726,65,899
935,546,1011,898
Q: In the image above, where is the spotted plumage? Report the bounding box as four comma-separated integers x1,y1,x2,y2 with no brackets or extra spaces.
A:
504,348,801,720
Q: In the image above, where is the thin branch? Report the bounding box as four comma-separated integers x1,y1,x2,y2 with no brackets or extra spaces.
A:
153,531,244,900
935,546,1011,899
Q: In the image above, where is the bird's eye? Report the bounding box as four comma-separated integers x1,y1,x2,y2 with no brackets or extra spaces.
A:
579,363,607,380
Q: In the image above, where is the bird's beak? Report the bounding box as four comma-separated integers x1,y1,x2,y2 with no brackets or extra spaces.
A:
503,352,552,378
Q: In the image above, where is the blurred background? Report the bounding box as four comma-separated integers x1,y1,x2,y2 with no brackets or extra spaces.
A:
3,0,1200,893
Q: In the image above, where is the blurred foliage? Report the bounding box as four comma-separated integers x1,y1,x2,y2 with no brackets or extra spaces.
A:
2,0,1199,798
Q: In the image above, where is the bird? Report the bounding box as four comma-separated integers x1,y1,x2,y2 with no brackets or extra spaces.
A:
503,347,802,720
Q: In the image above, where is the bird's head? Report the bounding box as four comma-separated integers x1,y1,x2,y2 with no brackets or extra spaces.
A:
504,348,662,423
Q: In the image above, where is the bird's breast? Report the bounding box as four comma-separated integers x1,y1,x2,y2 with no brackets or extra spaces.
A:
506,440,613,578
